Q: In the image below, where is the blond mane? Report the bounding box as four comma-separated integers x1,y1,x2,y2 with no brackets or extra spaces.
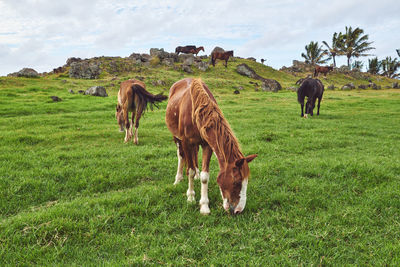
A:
190,78,243,162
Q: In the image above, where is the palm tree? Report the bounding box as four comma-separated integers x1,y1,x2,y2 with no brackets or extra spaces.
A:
338,26,375,69
381,57,400,79
301,41,330,65
367,57,381,75
322,32,344,67
352,60,364,70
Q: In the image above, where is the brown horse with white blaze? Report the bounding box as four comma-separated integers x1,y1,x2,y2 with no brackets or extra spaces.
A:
116,79,167,144
165,78,257,215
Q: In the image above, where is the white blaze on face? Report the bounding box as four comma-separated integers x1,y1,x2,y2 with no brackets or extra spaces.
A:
234,178,248,214
220,187,229,211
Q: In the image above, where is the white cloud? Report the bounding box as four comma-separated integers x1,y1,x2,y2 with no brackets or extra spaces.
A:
0,0,399,75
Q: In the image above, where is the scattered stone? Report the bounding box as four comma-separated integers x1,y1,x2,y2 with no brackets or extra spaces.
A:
181,64,193,73
68,89,74,94
85,86,108,97
78,90,85,94
196,61,209,71
238,86,244,90
392,82,399,89
149,48,170,60
236,63,281,92
151,80,166,86
135,76,145,81
358,84,367,89
69,61,101,79
162,58,175,66
234,90,240,94
7,68,39,78
247,57,256,61
327,85,335,90
50,96,62,102
341,83,355,90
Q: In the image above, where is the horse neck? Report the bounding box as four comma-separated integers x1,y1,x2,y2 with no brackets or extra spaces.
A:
202,121,243,168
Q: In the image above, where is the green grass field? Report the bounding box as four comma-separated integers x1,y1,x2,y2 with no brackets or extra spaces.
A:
1,61,400,265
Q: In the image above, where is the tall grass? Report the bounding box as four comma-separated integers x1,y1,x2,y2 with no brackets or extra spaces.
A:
0,63,399,265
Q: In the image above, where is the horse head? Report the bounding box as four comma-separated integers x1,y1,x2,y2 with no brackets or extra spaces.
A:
115,104,125,132
305,100,315,116
199,46,205,52
217,154,257,214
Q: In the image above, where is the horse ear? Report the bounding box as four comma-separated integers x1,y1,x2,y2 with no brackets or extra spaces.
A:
235,154,257,167
235,158,245,167
245,154,257,163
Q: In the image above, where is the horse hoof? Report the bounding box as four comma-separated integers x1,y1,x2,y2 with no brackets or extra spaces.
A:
200,205,210,215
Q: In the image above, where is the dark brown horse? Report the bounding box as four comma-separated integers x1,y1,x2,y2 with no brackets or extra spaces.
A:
116,79,167,144
314,65,333,77
211,50,234,67
191,46,205,56
297,78,324,118
165,78,257,215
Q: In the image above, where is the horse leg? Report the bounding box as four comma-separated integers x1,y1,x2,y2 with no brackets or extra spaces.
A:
225,59,228,68
300,102,304,117
133,106,143,145
194,145,200,180
173,137,184,185
182,140,197,203
317,97,321,115
199,144,212,215
123,106,132,143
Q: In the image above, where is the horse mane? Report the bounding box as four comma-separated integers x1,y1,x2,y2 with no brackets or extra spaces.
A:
190,79,243,162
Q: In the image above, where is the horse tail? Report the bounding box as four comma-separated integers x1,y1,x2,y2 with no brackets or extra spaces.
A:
132,84,167,111
297,83,305,104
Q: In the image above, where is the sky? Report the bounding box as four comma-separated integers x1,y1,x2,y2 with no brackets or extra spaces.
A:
0,0,399,76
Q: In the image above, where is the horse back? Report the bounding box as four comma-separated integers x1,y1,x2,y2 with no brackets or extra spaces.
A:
166,78,215,141
118,79,146,109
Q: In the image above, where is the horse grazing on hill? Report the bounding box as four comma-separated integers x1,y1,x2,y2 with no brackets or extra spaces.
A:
297,78,324,118
211,50,234,68
314,65,333,77
116,79,167,144
165,78,257,215
175,45,204,55
192,46,205,56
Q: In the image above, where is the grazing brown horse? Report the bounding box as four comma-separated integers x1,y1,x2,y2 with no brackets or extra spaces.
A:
165,78,257,215
297,78,324,118
116,79,167,144
211,50,234,67
175,45,196,55
314,65,333,77
191,46,205,56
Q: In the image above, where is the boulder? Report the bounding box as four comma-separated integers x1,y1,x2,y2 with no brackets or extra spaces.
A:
358,84,367,89
68,89,75,94
233,90,240,94
327,85,335,90
66,57,82,66
181,64,193,73
149,48,170,60
8,68,39,78
392,82,399,89
69,61,101,79
262,79,282,92
85,86,108,97
50,96,62,102
196,61,209,71
162,58,175,66
247,57,256,61
236,63,281,92
341,83,355,90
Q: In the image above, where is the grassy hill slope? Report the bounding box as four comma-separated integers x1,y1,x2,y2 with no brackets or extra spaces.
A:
0,58,400,265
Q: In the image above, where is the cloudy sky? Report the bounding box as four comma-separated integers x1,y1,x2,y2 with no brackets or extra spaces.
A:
0,0,399,76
